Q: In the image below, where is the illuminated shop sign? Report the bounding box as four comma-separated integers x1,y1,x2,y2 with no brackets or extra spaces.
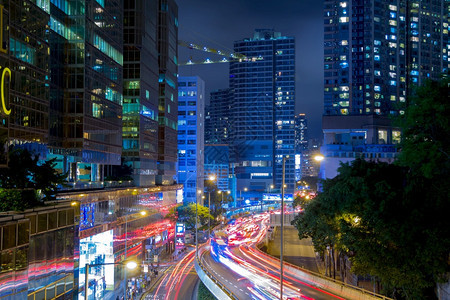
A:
176,223,185,248
262,193,293,201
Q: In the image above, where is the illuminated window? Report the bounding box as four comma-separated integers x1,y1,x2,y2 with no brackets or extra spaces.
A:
392,131,401,144
339,17,349,23
389,20,397,26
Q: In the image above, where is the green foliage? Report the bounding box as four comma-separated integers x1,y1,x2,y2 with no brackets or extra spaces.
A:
177,203,213,230
0,189,39,211
104,157,133,181
396,76,450,179
0,147,66,210
197,281,216,300
293,77,450,299
204,180,233,221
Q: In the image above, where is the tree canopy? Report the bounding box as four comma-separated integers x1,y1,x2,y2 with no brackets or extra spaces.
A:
204,179,233,219
293,76,450,299
177,203,213,231
0,147,66,210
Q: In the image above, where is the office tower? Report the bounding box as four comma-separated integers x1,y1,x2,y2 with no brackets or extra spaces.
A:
0,1,50,167
322,0,448,178
122,0,159,186
230,29,295,192
205,88,233,144
204,144,230,192
48,0,124,181
157,0,178,185
295,114,308,152
177,76,205,204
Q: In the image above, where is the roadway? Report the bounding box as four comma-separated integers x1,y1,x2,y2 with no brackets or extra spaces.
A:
144,249,199,300
200,213,347,299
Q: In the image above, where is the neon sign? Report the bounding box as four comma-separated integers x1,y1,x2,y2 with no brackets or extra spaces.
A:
1,67,11,115
0,5,11,116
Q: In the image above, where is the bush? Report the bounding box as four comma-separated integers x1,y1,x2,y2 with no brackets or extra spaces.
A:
198,281,216,300
0,188,39,212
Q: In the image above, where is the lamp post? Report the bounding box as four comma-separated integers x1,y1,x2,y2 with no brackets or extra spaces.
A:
85,261,137,300
280,155,289,300
123,211,146,300
195,175,216,259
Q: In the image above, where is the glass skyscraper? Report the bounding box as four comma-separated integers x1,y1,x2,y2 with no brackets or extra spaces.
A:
48,0,124,181
0,0,50,165
122,0,159,186
230,29,295,193
157,0,178,186
322,0,449,179
177,76,205,204
205,88,233,144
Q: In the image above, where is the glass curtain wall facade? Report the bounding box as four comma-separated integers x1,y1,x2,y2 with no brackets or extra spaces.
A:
48,0,124,181
123,0,159,187
294,113,308,152
0,0,50,162
177,76,205,205
205,88,233,144
230,29,295,193
0,205,79,299
322,0,448,179
157,0,178,185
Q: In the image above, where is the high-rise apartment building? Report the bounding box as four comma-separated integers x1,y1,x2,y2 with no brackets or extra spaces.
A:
157,0,178,185
230,29,295,193
295,114,308,152
322,0,448,178
177,76,205,204
122,0,159,186
205,88,233,144
48,0,124,181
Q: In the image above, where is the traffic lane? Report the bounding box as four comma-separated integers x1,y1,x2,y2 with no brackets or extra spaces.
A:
147,250,198,300
233,246,346,300
201,250,253,299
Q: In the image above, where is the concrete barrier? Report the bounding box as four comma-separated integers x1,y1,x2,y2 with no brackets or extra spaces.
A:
195,255,237,300
253,245,393,300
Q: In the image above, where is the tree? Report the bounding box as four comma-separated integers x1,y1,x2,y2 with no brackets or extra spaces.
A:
34,158,67,200
0,147,67,210
204,179,233,221
105,157,133,182
293,77,450,299
177,203,213,231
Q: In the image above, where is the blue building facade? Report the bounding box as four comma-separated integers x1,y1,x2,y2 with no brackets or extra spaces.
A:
230,29,295,194
177,76,205,204
322,0,449,179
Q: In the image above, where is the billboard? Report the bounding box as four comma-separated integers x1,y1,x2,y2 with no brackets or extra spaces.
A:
262,193,293,201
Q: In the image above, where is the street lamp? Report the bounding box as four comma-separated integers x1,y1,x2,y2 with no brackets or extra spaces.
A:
314,154,325,162
124,210,147,300
207,175,216,243
84,261,137,300
195,175,216,259
280,155,289,300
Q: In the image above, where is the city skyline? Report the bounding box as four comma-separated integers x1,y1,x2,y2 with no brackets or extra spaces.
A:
177,0,324,138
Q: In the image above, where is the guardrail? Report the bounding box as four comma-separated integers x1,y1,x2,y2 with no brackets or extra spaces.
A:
254,242,393,300
195,249,238,300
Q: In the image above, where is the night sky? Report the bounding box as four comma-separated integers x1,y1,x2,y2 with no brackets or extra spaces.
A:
177,0,324,139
